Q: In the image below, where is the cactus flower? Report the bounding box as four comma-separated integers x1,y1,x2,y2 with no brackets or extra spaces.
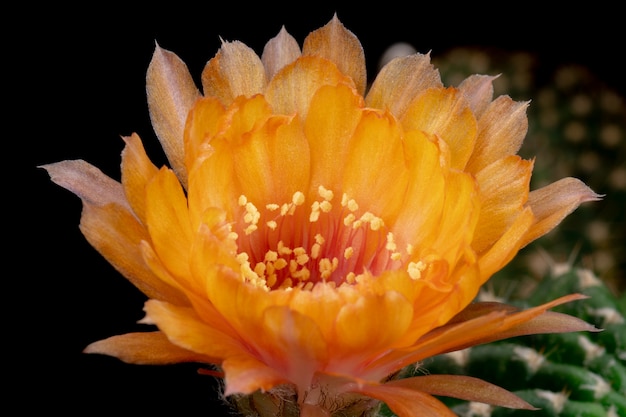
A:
42,15,602,417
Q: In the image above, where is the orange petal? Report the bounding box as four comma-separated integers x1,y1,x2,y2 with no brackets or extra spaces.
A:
335,290,413,354
183,96,226,174
145,167,193,279
221,353,290,396
265,55,355,119
147,44,201,187
261,26,302,80
305,83,363,190
84,331,215,364
522,177,602,247
473,155,533,253
201,40,267,105
142,299,247,361
260,306,328,391
386,375,536,410
302,14,367,96
342,108,408,217
121,133,160,226
80,203,188,305
466,96,529,175
400,87,477,170
476,206,534,281
365,53,442,119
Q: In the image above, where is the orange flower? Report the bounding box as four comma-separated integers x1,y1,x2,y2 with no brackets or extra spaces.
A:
43,15,601,417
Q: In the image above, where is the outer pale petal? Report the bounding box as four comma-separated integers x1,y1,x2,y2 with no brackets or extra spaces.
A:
201,40,267,105
473,155,533,253
261,26,301,80
521,177,603,247
147,44,201,187
84,331,215,364
365,53,442,119
400,87,477,170
302,14,367,95
41,160,187,304
466,96,529,175
121,133,159,226
41,160,129,209
457,74,498,119
386,375,536,410
352,383,456,417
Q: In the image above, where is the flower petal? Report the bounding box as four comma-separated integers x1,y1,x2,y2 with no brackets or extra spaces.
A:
201,40,267,105
457,74,498,119
522,177,603,247
466,96,529,175
84,331,215,364
121,133,160,226
386,375,536,410
351,382,456,417
366,53,442,119
147,44,201,187
302,14,367,96
40,159,129,209
261,26,302,80
400,87,477,170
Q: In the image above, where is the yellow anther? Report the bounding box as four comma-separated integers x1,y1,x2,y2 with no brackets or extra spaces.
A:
310,202,321,222
293,266,310,281
266,203,280,211
408,261,427,280
386,232,397,251
244,224,258,235
238,195,247,206
266,220,278,230
347,199,359,212
254,262,266,277
293,247,307,256
265,251,278,262
318,185,334,201
406,244,414,255
280,203,290,216
311,243,321,259
344,213,355,226
296,253,310,265
266,274,277,288
289,259,298,273
391,252,402,261
344,247,354,259
303,281,314,291
370,216,384,231
236,253,249,263
346,272,356,284
352,220,363,229
278,241,292,255
341,193,349,207
274,258,288,270
315,234,325,245
228,232,239,241
292,191,305,206
319,200,332,213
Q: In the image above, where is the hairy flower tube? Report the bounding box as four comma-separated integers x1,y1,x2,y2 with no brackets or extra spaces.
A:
43,15,602,417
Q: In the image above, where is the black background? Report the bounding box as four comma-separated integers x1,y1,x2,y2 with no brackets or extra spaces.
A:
20,3,624,414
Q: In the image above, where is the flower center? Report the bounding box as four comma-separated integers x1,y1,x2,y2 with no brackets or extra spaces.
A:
231,185,421,291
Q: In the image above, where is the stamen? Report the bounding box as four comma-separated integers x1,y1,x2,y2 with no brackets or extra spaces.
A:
408,261,427,280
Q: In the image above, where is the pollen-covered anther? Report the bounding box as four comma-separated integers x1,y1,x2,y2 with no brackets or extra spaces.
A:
408,261,427,280
319,257,339,280
344,247,354,260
